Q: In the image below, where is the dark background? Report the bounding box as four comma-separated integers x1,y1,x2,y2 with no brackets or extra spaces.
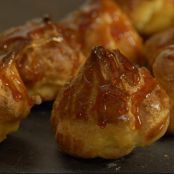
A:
0,0,83,32
0,1,174,173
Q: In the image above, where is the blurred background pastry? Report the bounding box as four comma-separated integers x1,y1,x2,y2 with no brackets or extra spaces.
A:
0,18,86,141
0,18,85,102
0,52,31,141
145,28,174,133
62,0,144,64
115,0,174,36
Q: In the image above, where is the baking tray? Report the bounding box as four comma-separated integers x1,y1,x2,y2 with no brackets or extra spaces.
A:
0,1,174,173
0,103,174,173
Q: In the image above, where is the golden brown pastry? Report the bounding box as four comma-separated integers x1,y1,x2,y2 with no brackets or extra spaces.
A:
0,52,32,141
51,46,169,159
62,0,144,64
0,18,85,102
145,28,174,133
115,0,174,35
0,18,85,141
145,28,174,66
0,0,145,142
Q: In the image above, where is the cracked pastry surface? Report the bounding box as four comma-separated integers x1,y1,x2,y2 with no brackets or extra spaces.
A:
51,46,169,159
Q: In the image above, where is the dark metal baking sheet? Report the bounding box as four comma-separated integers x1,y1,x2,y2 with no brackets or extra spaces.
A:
0,1,174,173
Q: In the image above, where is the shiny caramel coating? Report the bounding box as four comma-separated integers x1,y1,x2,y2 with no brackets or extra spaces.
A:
51,46,169,159
62,0,144,64
0,18,86,141
0,0,144,142
0,52,31,141
0,18,85,101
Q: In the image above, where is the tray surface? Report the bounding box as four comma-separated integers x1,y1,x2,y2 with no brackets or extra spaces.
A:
0,103,174,173
0,1,174,173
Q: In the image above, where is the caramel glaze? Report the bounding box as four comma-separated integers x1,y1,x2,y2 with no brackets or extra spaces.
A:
91,47,139,128
0,17,83,89
0,18,51,103
131,69,157,128
56,46,158,129
76,0,131,44
62,0,143,64
0,18,53,83
0,52,33,106
0,52,22,102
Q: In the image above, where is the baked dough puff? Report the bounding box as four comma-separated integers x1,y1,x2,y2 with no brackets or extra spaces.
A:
62,0,143,64
145,29,174,134
145,28,174,66
0,18,85,102
0,18,85,141
0,53,31,142
115,0,174,35
51,46,169,159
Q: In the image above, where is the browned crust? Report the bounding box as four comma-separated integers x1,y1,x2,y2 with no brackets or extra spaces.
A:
53,46,168,129
145,28,174,66
51,46,169,158
62,0,144,64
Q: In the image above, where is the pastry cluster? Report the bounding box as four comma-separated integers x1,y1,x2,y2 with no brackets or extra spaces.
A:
0,0,174,159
